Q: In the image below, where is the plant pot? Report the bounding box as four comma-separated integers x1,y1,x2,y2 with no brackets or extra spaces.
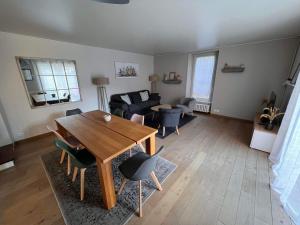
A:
265,122,274,130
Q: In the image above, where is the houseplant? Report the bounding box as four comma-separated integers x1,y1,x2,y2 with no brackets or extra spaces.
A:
260,107,284,130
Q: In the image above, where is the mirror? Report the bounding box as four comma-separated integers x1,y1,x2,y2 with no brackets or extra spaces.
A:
16,57,82,108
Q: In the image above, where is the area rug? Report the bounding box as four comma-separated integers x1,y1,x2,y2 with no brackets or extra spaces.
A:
145,114,196,139
41,147,176,225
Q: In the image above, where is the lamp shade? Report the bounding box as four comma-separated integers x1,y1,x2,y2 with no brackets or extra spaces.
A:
92,77,109,86
149,74,159,82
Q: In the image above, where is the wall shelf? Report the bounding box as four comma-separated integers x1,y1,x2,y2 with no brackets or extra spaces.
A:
162,80,182,84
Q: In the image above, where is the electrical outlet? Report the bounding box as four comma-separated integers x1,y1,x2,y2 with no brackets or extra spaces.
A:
213,109,220,113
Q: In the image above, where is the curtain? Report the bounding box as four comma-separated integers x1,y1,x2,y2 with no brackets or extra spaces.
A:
269,73,300,225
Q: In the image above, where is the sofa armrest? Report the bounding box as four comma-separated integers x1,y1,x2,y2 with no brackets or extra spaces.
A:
149,93,161,101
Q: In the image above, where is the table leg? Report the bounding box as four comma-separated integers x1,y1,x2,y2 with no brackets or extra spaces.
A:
96,159,116,209
145,134,156,156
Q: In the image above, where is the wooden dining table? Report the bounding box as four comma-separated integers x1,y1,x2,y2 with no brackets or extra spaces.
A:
55,110,157,209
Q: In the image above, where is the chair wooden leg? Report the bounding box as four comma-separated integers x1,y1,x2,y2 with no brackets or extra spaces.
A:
60,150,66,164
80,168,86,201
138,180,143,217
67,155,71,175
158,124,160,129
118,178,127,195
162,126,165,137
181,113,184,118
176,126,180,135
150,171,163,191
72,167,78,182
129,149,132,157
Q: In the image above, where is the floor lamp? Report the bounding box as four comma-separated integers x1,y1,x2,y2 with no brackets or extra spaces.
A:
92,77,110,112
149,74,159,93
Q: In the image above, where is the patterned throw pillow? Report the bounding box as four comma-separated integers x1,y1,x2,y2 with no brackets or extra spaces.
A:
139,91,149,101
120,94,131,105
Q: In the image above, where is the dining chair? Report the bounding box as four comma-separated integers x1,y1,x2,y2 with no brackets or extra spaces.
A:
55,139,96,201
158,107,182,136
66,108,82,116
118,146,164,217
130,114,145,155
47,125,83,175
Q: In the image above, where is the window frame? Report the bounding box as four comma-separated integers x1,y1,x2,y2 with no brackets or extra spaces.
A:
16,56,82,109
190,51,218,103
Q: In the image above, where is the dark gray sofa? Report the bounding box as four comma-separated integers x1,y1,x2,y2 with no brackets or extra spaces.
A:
109,90,161,119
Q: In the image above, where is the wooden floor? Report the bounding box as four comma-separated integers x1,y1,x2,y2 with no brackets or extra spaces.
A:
0,114,294,225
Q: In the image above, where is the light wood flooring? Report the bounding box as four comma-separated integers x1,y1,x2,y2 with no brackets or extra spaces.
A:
0,114,294,225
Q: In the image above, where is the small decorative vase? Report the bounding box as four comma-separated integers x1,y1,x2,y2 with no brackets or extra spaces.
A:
103,114,112,122
265,122,274,130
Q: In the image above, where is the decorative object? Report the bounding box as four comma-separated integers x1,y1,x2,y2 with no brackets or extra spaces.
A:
260,107,284,130
149,74,159,93
41,147,176,225
162,72,182,84
221,63,245,73
92,77,110,112
115,62,139,78
22,69,33,81
103,113,112,122
169,72,176,80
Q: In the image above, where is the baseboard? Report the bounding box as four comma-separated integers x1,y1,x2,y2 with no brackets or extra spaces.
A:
209,113,253,123
15,132,52,145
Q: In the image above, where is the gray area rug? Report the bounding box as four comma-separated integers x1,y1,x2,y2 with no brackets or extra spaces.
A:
41,147,176,225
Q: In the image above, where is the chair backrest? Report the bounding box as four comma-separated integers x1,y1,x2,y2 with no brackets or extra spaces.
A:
66,108,82,116
180,97,195,106
158,107,182,127
47,125,77,149
132,146,164,180
130,113,144,125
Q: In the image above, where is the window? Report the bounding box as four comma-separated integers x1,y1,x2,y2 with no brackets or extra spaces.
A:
17,57,81,108
191,52,218,103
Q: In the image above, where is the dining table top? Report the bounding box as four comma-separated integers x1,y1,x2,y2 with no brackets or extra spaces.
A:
81,110,157,143
55,114,137,163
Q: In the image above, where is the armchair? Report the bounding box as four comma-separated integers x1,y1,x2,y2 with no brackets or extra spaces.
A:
176,97,196,118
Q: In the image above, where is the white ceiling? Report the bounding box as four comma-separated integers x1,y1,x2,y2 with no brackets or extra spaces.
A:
0,0,300,55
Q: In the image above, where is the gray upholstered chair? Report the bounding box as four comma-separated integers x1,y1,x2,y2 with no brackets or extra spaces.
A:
55,139,96,201
158,107,182,136
66,108,82,116
118,146,164,217
176,97,196,118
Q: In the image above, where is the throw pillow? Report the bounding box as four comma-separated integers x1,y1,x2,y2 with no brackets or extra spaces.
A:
120,94,131,105
130,92,142,104
140,91,149,101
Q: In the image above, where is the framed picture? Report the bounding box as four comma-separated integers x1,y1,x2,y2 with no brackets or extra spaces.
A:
22,69,33,81
115,62,139,78
169,72,176,80
290,63,300,84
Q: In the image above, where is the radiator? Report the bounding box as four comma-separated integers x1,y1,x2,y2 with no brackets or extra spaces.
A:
194,102,210,113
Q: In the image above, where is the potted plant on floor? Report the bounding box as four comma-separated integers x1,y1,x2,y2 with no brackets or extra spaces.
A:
260,107,284,130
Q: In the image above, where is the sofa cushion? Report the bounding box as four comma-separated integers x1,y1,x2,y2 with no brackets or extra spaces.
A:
130,92,142,104
139,91,149,101
120,94,131,105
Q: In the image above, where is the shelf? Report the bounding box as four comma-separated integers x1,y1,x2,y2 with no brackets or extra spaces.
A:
162,80,182,84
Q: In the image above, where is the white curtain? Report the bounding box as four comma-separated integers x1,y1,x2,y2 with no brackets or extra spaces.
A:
269,73,300,225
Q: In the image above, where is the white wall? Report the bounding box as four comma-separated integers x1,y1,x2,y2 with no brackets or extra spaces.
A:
154,38,299,120
0,31,153,141
154,54,188,104
211,39,299,120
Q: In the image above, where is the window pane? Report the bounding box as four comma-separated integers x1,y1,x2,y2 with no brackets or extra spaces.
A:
54,76,68,89
192,55,216,102
67,76,79,89
58,90,70,100
36,60,52,75
40,76,56,90
51,61,65,75
64,61,76,75
70,89,81,102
